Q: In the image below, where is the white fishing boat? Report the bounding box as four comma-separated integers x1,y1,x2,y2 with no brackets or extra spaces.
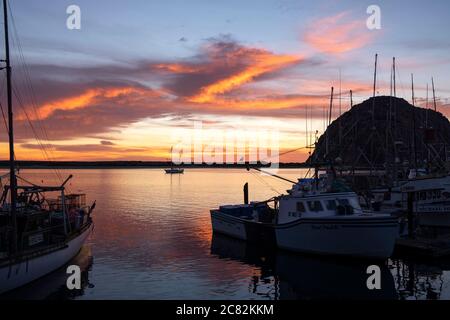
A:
0,0,95,295
211,169,398,259
371,170,450,227
275,176,398,259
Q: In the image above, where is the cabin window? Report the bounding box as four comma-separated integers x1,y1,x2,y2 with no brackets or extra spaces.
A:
337,199,350,206
326,200,336,210
296,202,306,212
307,201,323,212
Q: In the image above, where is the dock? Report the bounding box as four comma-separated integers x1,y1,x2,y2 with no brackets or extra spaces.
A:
394,236,450,258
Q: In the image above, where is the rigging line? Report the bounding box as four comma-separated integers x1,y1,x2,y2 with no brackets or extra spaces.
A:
257,144,313,164
12,87,63,184
12,86,53,162
12,84,64,185
10,15,55,153
8,5,65,186
249,170,281,195
16,174,38,187
0,100,8,133
8,3,63,175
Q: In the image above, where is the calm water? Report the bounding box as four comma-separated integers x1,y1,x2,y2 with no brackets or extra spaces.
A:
2,168,450,300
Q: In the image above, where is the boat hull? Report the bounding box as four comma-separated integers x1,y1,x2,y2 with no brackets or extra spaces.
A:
210,210,275,244
275,216,398,259
165,169,184,174
0,223,93,295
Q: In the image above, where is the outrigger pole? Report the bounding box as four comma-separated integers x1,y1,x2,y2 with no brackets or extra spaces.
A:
2,0,17,254
247,167,296,184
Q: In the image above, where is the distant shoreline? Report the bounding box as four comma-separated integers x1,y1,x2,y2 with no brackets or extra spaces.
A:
0,161,309,169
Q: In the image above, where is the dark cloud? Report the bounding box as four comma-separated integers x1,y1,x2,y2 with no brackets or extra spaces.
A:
100,140,115,146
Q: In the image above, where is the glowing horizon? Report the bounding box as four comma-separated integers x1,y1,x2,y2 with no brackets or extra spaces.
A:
1,1,449,163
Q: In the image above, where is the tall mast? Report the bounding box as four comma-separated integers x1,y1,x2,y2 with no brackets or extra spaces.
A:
372,53,378,126
325,87,334,158
3,0,17,253
432,77,437,112
338,69,342,147
393,57,396,97
350,90,353,108
426,83,429,128
411,74,417,172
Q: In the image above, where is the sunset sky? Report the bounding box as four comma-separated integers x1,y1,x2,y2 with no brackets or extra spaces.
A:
0,0,449,162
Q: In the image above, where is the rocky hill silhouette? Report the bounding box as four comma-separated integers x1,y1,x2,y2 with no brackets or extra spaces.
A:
309,96,450,169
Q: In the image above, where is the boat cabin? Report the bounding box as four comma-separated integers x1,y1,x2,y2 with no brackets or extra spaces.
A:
0,186,91,258
278,192,363,224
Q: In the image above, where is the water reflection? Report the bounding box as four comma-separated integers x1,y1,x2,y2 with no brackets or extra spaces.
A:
0,246,94,300
389,258,446,300
211,233,398,299
3,169,450,299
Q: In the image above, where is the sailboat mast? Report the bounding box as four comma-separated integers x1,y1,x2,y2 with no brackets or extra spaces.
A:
3,0,17,253
432,77,437,112
393,57,396,97
372,53,378,125
411,73,418,172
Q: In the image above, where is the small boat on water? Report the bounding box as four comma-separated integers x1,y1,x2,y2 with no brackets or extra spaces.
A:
165,146,184,174
211,169,399,259
0,0,95,294
165,168,184,174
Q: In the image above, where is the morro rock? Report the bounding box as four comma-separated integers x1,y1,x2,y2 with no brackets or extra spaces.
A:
308,96,450,169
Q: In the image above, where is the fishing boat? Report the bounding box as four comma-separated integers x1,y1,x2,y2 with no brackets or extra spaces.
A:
371,171,450,227
211,169,398,259
0,0,95,295
165,146,184,174
210,201,276,244
274,174,398,259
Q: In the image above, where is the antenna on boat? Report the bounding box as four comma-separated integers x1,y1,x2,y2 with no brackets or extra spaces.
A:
432,77,437,112
2,0,17,254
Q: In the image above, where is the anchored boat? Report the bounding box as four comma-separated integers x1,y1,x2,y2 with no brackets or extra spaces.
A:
211,169,398,259
165,146,184,174
0,0,95,295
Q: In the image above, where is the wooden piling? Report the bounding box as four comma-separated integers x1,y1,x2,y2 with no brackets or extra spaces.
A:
243,183,249,205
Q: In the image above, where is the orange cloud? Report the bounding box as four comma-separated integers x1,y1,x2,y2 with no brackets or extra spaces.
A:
24,87,151,120
155,63,204,74
190,53,302,103
202,94,326,110
304,12,373,54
